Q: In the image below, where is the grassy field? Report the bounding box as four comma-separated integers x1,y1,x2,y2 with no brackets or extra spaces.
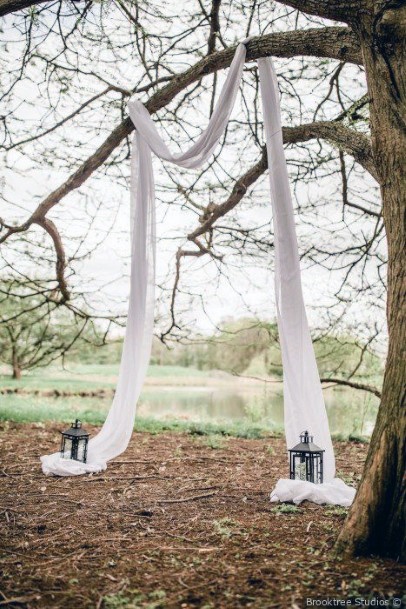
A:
0,363,277,439
0,363,218,391
0,363,376,441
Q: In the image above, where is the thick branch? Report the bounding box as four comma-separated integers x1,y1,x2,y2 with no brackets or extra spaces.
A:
0,0,48,16
273,0,365,24
207,0,221,54
35,217,70,303
166,120,376,339
283,121,377,181
188,149,268,242
188,121,375,245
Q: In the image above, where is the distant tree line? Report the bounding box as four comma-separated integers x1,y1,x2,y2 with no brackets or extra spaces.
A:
70,316,382,388
0,295,382,387
151,318,382,384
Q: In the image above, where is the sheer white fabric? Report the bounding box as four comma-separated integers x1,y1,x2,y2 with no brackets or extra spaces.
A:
271,478,356,506
41,132,156,476
40,43,355,505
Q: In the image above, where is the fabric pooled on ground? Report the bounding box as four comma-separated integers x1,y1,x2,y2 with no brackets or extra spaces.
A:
41,453,107,476
270,478,356,506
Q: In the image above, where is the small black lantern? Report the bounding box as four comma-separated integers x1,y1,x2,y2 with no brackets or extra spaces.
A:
60,419,89,463
289,430,324,484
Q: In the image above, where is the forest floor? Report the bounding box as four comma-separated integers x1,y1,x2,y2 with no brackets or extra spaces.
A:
0,422,404,609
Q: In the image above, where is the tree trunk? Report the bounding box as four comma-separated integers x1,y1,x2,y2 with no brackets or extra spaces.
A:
336,2,406,560
12,365,21,380
12,349,22,380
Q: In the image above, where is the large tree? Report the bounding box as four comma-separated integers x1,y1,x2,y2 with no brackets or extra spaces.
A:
283,0,405,562
313,0,406,561
0,0,404,559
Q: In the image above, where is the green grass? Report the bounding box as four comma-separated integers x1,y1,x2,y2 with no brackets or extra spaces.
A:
0,394,107,425
0,392,278,439
101,589,166,609
143,365,209,378
0,364,211,391
0,363,279,439
0,367,115,392
135,418,276,439
212,517,242,538
0,363,375,441
271,504,301,515
0,392,371,442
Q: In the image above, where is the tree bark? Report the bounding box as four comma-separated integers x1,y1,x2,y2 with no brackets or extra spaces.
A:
0,0,47,16
12,365,22,380
12,348,22,380
274,0,364,24
336,1,406,561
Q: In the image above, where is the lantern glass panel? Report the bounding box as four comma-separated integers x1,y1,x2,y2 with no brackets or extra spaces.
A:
76,439,86,462
291,452,322,483
71,439,78,460
294,457,307,481
62,437,72,459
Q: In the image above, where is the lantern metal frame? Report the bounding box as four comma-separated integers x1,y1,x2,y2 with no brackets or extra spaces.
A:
60,419,89,463
289,430,324,484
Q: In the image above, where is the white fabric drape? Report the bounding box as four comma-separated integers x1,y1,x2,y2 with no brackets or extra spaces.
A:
41,131,156,476
40,42,355,506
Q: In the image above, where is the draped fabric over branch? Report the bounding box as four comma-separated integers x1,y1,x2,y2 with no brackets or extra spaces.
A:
41,42,355,506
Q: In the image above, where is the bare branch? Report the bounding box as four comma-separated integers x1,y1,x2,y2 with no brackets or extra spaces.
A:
161,115,376,337
188,149,268,242
189,121,376,246
35,217,70,303
3,86,114,152
320,377,381,398
207,0,221,55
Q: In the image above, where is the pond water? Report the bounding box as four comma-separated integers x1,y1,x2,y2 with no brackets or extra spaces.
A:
0,363,379,437
137,384,378,437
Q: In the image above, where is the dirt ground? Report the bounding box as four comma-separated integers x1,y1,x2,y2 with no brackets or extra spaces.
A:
0,422,404,609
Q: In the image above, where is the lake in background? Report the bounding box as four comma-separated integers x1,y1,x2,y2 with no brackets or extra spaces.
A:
138,383,378,437
0,364,379,437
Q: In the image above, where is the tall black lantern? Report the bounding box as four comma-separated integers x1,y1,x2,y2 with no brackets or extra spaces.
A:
60,419,89,463
289,431,324,484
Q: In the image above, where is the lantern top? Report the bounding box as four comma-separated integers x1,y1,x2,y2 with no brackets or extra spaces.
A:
61,419,90,439
289,430,324,453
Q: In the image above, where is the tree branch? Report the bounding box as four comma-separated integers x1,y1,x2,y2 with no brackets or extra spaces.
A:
188,121,376,246
320,377,382,398
0,27,362,245
35,217,70,303
283,121,377,181
188,149,268,242
273,0,366,24
0,0,48,16
160,118,376,336
3,86,114,151
207,0,221,54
